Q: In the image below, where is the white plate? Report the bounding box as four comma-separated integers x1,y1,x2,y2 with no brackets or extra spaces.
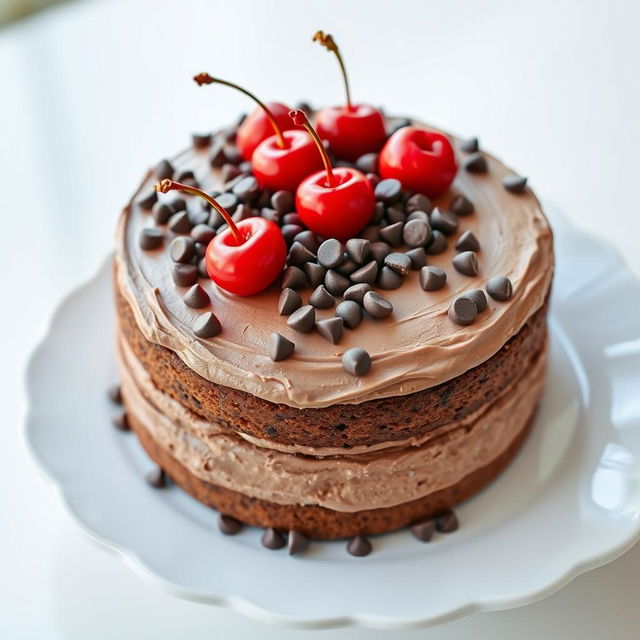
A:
25,207,640,630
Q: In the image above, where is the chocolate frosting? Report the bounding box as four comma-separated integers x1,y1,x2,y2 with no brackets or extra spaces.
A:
115,121,553,409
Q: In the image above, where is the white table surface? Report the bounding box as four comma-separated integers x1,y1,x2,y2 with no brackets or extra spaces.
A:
2,0,639,637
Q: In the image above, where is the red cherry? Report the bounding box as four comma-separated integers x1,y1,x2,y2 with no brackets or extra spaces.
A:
296,167,375,239
251,129,323,192
315,105,386,162
155,180,286,296
289,110,375,240
379,126,457,198
236,102,294,161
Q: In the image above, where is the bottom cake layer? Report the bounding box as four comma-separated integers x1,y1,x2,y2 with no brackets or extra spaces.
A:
119,332,547,538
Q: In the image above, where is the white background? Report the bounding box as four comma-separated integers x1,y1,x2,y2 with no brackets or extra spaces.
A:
1,0,639,637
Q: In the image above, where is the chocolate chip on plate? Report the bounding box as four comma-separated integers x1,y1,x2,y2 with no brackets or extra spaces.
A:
184,284,210,308
378,221,404,246
261,528,286,550
419,266,447,291
324,269,351,296
192,132,213,149
278,288,302,315
145,467,167,488
448,296,478,325
360,225,380,242
309,285,335,309
191,224,216,245
430,208,459,235
168,211,193,234
139,228,164,250
502,175,528,194
303,262,326,288
271,190,294,214
336,257,359,276
349,261,378,285
288,241,317,267
152,202,174,225
294,230,320,252
369,241,391,264
169,236,196,263
342,348,372,376
406,210,429,223
193,311,222,338
374,178,402,204
486,275,513,301
406,247,426,269
343,283,372,306
282,212,303,226
363,291,393,318
346,535,372,557
286,305,316,332
402,219,431,247
410,519,435,542
435,509,459,533
377,266,403,290
281,266,309,291
335,300,363,329
281,224,304,246
355,152,379,174
452,251,479,277
198,258,209,279
172,263,199,287
288,529,310,555
316,317,344,344
346,238,370,264
406,193,432,214
317,238,344,269
218,514,242,535
107,384,122,404
450,194,474,217
461,288,487,312
155,158,174,181
112,410,129,431
384,252,411,275
455,230,480,252
268,332,295,361
460,136,479,153
464,152,488,173
137,189,158,210
232,176,260,202
386,206,406,224
426,230,448,255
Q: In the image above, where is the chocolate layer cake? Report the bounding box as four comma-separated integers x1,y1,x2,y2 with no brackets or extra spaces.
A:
114,116,553,543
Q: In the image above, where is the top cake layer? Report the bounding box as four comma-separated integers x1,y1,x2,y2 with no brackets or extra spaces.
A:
115,119,553,409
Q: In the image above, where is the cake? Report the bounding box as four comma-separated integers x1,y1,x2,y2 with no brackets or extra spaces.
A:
112,34,553,555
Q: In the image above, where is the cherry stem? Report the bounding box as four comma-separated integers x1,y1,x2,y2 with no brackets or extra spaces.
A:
155,179,244,245
289,110,336,188
193,73,286,149
312,31,352,110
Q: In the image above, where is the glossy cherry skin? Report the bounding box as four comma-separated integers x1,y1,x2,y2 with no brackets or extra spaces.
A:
295,167,375,240
252,129,324,193
236,102,295,161
315,104,387,162
379,126,457,198
205,217,286,296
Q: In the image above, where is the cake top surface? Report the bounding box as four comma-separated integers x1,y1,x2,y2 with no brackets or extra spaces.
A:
116,118,553,409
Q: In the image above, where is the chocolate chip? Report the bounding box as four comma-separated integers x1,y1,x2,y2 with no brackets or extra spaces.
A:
271,190,294,213
294,230,320,252
208,209,225,228
464,152,488,173
406,247,426,269
281,266,308,290
260,208,280,224
344,283,372,305
232,203,255,223
281,224,304,245
450,194,474,217
198,258,209,279
363,291,393,318
223,144,243,165
426,230,448,255
435,509,459,533
139,227,164,250
239,160,253,175
461,288,487,312
192,132,212,149
377,266,403,289
137,189,158,210
288,241,316,267
388,117,411,136
191,224,216,245
430,208,459,235
372,202,385,224
455,230,480,252
386,206,406,224
278,288,302,315
303,262,326,288
193,312,221,338
176,169,195,182
406,211,429,224
216,192,238,213
184,284,210,308
486,276,513,301
210,144,226,168
335,300,363,329
170,197,188,212
189,208,210,226
360,225,380,242
369,242,391,264
460,136,479,153
355,152,379,174
233,176,260,202
452,251,479,276
316,317,343,344
108,384,122,404
374,178,402,204
261,528,286,550
502,175,528,194
155,159,174,180
402,219,432,247
268,332,295,361
346,238,370,264
282,212,303,226
145,467,167,488
337,257,359,276
221,163,242,184
410,519,435,542
378,221,404,246
346,535,372,557
172,263,199,287
406,193,432,214
288,529,310,555
113,410,129,431
152,202,174,225
342,348,372,376
317,238,344,269
349,260,378,285
168,211,193,234
384,252,411,275
448,296,477,325
194,241,206,259
287,305,316,332
324,270,351,296
169,236,195,263
218,514,242,535
419,266,447,291
309,285,335,309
